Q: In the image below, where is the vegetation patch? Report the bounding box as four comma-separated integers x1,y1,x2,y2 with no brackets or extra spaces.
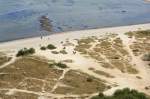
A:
0,57,63,92
74,37,95,54
126,64,139,74
93,70,114,78
59,50,68,54
75,35,138,74
130,42,149,56
0,53,11,66
51,51,59,54
62,59,74,63
16,48,35,57
40,46,47,50
53,70,108,94
77,37,95,44
91,88,149,99
49,62,68,69
47,44,57,50
142,53,150,61
100,62,114,69
125,30,150,39
0,91,38,99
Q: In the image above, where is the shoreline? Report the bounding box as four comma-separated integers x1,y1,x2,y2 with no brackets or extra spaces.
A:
0,23,150,50
1,22,150,43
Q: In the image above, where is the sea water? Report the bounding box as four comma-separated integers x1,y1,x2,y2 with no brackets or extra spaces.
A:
0,0,150,42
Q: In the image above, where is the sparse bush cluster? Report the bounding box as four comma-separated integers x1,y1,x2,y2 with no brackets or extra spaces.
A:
40,44,57,50
49,62,68,69
91,88,149,99
16,48,35,57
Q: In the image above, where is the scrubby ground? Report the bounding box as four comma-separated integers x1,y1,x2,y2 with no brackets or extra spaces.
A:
0,30,150,99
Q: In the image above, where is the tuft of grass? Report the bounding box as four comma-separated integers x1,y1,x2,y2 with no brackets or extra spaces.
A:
59,50,68,54
62,59,74,63
51,51,59,54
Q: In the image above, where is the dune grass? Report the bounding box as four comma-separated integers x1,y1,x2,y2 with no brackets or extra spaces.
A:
0,53,11,66
54,70,108,94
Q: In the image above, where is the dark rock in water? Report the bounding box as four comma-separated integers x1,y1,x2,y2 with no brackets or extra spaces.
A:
64,0,74,6
39,15,53,32
51,0,58,3
122,10,127,13
57,27,63,31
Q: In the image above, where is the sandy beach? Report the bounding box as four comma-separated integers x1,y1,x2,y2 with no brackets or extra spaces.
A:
0,23,150,99
0,23,150,50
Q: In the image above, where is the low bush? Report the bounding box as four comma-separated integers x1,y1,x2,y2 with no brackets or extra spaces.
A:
49,62,67,69
40,46,46,50
16,48,35,57
47,44,56,50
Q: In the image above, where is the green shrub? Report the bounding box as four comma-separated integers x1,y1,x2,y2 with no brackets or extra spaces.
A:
28,48,35,54
47,44,56,50
16,48,35,57
40,46,46,50
55,62,68,68
91,88,149,99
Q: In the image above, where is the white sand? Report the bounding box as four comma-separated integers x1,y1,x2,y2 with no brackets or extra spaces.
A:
0,23,150,98
0,23,150,50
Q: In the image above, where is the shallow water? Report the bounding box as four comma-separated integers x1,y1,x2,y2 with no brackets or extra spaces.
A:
0,0,150,42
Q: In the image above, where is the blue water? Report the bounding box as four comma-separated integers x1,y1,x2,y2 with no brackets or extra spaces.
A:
0,0,150,42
